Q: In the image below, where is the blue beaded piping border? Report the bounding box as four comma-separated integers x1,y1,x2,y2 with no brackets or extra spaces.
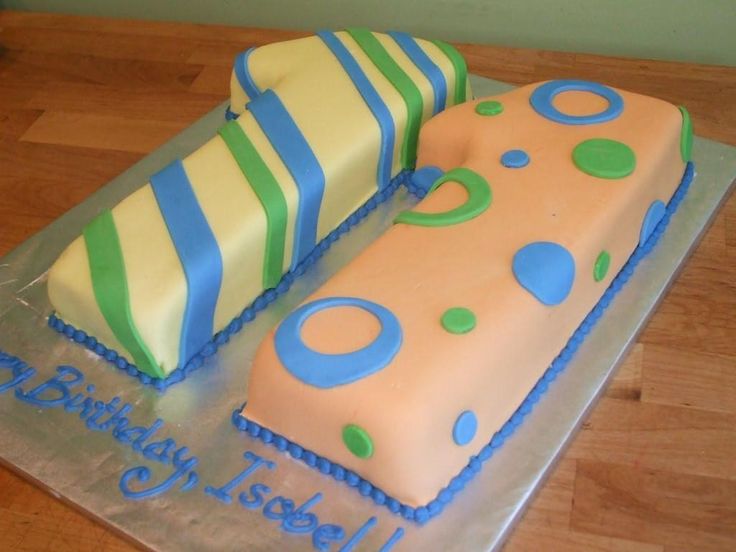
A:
232,162,695,525
48,169,412,391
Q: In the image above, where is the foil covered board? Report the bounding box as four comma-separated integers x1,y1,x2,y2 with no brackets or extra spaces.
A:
1,75,734,551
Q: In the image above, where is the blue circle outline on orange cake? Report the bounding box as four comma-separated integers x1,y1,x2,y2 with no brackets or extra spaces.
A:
274,297,402,389
529,79,624,125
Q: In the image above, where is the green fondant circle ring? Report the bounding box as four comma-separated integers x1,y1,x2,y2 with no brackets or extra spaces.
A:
394,167,491,227
572,138,636,179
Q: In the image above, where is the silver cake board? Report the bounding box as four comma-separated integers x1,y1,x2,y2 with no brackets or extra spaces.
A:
0,76,734,552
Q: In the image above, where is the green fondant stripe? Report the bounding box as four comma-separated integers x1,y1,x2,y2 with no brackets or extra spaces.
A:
678,106,693,162
432,39,468,104
347,28,424,168
218,120,288,288
83,210,162,378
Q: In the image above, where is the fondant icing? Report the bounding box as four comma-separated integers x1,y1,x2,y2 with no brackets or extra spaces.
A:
47,30,471,379
239,81,690,515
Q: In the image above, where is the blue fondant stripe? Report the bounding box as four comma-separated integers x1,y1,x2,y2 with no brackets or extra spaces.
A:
387,31,447,115
248,89,326,269
150,160,223,367
317,30,395,190
234,48,262,101
49,171,412,391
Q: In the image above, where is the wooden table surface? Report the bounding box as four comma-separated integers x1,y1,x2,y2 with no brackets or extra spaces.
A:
0,11,734,552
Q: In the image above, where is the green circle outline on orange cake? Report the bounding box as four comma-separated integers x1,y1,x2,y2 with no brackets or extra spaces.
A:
394,167,491,227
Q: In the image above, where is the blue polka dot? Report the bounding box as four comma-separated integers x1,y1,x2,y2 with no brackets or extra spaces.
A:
639,200,666,246
274,297,402,389
453,410,477,446
501,149,530,168
513,242,576,306
411,165,444,194
529,80,624,125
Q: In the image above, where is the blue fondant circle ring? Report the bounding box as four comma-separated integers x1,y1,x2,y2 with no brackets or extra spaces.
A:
274,297,402,389
529,79,624,125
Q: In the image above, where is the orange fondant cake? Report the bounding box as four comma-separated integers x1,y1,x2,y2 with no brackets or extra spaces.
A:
238,79,693,522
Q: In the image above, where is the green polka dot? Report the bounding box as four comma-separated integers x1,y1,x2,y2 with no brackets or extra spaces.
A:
342,424,374,459
441,307,476,334
572,138,636,179
594,251,610,282
678,106,693,162
475,100,503,116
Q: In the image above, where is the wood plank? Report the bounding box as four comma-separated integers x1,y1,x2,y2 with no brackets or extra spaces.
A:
0,26,200,64
1,49,204,90
604,343,644,401
571,397,736,480
20,111,186,154
25,82,225,122
507,525,664,552
571,460,736,551
188,65,232,95
0,109,44,142
642,345,736,414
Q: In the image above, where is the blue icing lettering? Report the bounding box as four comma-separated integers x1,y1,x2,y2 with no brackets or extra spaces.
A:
338,517,378,551
0,353,37,393
142,438,178,464
113,418,164,452
261,493,324,534
15,365,83,406
281,493,323,534
85,399,132,432
378,528,406,551
312,524,346,551
239,483,271,509
274,297,402,389
119,457,199,500
204,451,275,504
263,496,295,520
63,384,95,414
640,200,666,246
513,241,576,306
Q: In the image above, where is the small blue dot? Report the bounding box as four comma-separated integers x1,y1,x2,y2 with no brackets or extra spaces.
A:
453,410,478,446
501,149,530,168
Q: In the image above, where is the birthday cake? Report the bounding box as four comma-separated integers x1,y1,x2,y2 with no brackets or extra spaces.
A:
42,29,694,527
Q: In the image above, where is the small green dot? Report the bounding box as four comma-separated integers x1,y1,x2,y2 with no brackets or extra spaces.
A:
594,251,611,282
678,106,693,162
572,138,636,179
441,307,476,334
342,424,374,459
475,100,503,116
